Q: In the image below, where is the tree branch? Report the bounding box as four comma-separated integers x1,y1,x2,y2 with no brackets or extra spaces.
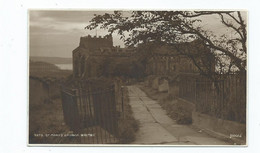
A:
178,24,245,71
218,13,244,40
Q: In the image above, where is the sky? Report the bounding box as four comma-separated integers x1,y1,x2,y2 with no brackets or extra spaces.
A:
29,10,246,58
29,10,125,58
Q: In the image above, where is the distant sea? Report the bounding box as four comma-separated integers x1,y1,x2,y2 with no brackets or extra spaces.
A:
55,64,73,70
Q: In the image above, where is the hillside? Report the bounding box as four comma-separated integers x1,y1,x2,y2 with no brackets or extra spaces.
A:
30,56,72,64
30,61,72,78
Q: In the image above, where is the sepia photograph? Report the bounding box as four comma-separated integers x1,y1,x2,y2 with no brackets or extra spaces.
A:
28,10,247,146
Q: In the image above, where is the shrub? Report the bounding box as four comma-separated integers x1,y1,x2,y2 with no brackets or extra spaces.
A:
176,107,192,124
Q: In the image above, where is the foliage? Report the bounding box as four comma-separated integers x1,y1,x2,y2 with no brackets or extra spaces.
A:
87,54,147,79
86,11,247,77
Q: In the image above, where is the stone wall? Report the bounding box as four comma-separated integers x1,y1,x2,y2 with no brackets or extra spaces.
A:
79,35,113,50
72,35,136,79
146,53,203,76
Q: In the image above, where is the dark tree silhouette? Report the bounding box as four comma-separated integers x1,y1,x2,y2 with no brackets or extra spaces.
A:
86,11,247,76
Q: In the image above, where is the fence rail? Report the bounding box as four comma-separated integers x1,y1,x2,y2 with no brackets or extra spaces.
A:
179,74,246,123
60,80,124,144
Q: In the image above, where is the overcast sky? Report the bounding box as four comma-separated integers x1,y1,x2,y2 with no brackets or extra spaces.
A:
29,10,246,58
29,10,125,58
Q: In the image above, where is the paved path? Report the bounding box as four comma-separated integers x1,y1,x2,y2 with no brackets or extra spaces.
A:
127,85,231,145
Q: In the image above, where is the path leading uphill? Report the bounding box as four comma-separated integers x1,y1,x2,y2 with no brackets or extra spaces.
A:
127,85,231,145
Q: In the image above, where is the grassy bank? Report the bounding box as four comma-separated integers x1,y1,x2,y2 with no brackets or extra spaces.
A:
117,87,139,144
29,69,139,144
138,83,194,125
29,98,79,144
29,71,77,144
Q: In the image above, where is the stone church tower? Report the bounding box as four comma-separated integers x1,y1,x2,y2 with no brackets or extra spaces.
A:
72,34,113,78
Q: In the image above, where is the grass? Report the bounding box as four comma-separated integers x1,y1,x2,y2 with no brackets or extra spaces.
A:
161,94,193,124
117,87,139,144
139,84,194,125
29,74,79,144
29,97,80,144
29,70,139,144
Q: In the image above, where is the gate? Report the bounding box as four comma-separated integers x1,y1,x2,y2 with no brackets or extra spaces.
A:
61,82,122,144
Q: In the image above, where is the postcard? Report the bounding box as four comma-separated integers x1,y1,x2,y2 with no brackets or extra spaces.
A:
28,10,247,146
